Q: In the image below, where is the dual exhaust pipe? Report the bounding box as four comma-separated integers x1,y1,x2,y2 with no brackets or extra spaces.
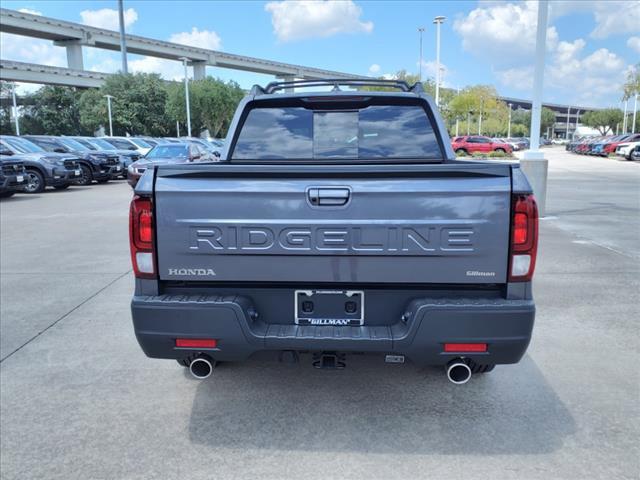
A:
187,354,472,384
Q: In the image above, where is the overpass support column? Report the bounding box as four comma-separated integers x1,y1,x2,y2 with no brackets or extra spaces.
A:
276,75,295,92
54,40,84,70
193,62,206,80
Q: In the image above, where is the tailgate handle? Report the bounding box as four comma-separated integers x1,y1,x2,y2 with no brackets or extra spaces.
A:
308,188,350,206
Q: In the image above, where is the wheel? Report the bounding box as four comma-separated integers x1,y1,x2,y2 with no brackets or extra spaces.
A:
75,164,93,186
455,148,467,156
24,169,45,193
0,191,15,198
53,184,70,190
494,148,506,153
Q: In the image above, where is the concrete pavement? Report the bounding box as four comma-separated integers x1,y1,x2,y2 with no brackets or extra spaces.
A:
0,148,638,479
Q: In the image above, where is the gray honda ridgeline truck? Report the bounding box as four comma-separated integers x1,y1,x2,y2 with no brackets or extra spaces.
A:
130,79,539,384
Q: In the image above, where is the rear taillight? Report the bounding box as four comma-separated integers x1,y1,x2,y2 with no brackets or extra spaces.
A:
129,195,156,279
509,194,538,282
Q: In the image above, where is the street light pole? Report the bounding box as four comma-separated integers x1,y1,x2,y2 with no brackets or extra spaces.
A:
508,103,512,138
478,97,484,135
565,106,570,139
521,0,549,216
433,16,445,107
418,27,425,82
118,0,128,73
455,86,460,136
103,95,114,136
622,98,628,134
11,84,20,135
633,93,638,134
179,57,192,137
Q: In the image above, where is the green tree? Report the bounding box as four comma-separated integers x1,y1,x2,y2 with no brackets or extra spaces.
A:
0,81,16,135
166,77,244,137
449,85,507,136
19,85,86,135
361,70,435,95
622,63,639,99
540,107,556,136
581,108,623,135
79,73,171,136
505,107,556,137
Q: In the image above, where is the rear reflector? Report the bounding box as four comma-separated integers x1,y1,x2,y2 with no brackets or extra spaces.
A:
444,343,487,353
175,338,218,348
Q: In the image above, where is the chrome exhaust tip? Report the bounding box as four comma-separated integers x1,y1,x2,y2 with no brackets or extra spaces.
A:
446,359,472,385
189,355,214,380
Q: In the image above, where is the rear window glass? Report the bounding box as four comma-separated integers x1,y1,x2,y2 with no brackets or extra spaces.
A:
147,145,189,159
232,105,441,160
105,138,135,150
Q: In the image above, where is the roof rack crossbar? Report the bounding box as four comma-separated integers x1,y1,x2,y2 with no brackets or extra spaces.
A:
255,78,425,95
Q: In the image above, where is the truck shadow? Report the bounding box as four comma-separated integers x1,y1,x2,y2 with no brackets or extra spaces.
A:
187,354,575,455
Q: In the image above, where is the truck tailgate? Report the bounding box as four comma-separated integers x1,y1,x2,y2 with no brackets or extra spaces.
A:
154,163,512,284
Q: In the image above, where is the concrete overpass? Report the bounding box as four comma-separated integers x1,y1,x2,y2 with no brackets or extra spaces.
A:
1,60,108,88
0,7,365,83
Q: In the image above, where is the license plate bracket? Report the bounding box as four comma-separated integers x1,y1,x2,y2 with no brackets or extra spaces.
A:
295,290,364,326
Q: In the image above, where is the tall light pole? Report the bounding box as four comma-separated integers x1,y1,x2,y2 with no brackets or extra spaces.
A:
179,57,192,137
632,93,638,134
454,86,460,136
433,15,445,107
565,106,571,139
118,0,128,73
521,0,549,216
478,97,484,135
508,103,513,138
622,98,628,134
103,94,114,136
11,84,20,135
418,27,425,82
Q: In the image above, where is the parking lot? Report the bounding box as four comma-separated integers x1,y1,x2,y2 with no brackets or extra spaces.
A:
0,147,638,479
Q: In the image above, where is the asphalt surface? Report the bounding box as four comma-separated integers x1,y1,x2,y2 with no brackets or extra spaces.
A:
1,147,638,480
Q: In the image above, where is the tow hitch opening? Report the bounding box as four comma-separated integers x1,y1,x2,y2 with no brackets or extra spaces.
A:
313,352,346,369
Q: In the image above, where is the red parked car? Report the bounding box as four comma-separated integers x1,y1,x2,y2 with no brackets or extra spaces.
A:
451,136,513,155
603,134,640,155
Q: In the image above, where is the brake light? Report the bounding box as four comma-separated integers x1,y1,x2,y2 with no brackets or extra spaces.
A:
509,194,538,282
129,195,156,279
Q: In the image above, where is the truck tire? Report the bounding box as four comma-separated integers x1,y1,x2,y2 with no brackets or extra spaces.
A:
24,169,45,193
75,164,93,186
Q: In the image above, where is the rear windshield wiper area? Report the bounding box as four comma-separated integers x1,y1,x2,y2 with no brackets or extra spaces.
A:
229,96,446,163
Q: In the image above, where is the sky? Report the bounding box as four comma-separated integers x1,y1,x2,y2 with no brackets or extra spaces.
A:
1,0,639,108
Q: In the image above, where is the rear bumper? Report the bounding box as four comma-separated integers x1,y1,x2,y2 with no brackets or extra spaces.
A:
131,294,535,366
